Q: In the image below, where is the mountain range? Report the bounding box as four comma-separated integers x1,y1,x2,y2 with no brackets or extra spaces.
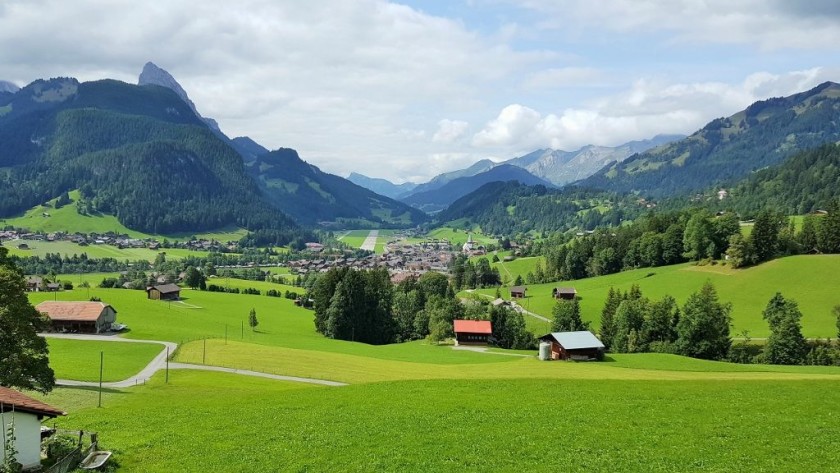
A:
581,81,840,196
0,63,426,234
347,173,417,199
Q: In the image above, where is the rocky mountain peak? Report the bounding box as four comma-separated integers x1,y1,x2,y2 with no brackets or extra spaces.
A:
0,80,20,94
138,62,220,131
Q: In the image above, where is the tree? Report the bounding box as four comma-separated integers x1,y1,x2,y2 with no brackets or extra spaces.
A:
643,296,679,346
612,298,648,353
675,282,732,360
762,293,807,365
835,305,840,340
725,233,754,268
817,199,840,253
683,211,714,260
248,308,259,332
184,266,203,289
599,287,621,351
750,209,784,263
0,249,55,393
552,297,589,332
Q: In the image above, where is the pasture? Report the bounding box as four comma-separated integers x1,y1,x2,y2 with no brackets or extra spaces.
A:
3,239,211,261
28,262,840,472
1,190,247,241
46,338,162,382
425,226,496,247
475,255,840,338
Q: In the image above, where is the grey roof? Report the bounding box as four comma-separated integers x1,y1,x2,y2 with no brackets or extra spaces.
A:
555,287,577,294
541,331,605,350
510,286,527,293
150,283,181,294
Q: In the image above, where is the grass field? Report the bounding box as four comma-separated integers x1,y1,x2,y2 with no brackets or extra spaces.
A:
25,258,840,471
1,190,247,241
46,338,162,382
2,239,211,261
336,229,395,254
475,255,840,338
36,372,840,472
425,227,496,247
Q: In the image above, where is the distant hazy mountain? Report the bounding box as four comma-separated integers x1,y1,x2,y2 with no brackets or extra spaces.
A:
400,164,553,213
0,80,19,94
231,136,269,163
249,148,428,226
347,173,417,199
402,159,496,198
582,81,840,197
505,135,684,186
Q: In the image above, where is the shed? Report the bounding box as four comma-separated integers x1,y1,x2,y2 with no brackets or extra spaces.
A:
25,276,43,292
552,287,577,300
453,319,492,346
0,386,65,471
146,283,181,301
539,331,605,361
35,301,118,334
510,286,527,299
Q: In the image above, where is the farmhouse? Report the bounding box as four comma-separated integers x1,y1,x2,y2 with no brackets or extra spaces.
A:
552,287,577,300
0,387,65,471
35,301,118,334
146,283,182,301
25,276,44,292
539,331,605,361
510,286,527,299
453,319,492,346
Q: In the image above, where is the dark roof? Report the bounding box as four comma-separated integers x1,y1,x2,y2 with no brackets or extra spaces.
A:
510,286,527,293
453,319,493,334
540,331,605,350
148,283,181,294
0,386,65,418
555,287,577,294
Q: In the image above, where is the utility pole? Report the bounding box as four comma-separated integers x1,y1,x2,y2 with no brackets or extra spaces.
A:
165,347,169,384
202,338,206,364
98,351,103,408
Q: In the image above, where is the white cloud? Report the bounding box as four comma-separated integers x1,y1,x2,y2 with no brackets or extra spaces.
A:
432,119,469,143
513,0,840,50
525,67,605,89
473,68,837,152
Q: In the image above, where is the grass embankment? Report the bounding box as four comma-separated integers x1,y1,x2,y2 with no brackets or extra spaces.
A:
1,190,247,241
39,371,840,472
475,255,840,338
46,339,162,382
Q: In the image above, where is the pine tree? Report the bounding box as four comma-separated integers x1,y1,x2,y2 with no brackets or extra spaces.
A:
599,287,621,350
551,298,588,332
817,199,840,253
675,282,732,360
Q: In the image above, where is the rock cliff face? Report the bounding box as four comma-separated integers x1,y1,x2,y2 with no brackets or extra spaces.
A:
138,62,220,131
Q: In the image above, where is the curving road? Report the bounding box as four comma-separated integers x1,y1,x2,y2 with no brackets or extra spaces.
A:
42,333,348,388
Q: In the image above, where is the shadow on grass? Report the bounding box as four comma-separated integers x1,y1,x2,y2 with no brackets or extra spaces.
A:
57,385,126,395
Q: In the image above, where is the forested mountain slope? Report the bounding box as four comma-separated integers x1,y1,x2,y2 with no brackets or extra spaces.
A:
0,78,301,238
582,81,840,197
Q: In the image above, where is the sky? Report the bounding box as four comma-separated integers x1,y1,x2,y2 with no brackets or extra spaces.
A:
1,0,839,183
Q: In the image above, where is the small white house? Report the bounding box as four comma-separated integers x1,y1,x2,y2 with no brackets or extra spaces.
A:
1,387,65,471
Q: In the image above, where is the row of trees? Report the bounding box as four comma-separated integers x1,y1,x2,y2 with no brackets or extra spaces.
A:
449,254,502,290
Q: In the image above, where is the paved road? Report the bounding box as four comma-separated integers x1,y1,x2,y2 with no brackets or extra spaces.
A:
42,333,347,388
360,229,379,251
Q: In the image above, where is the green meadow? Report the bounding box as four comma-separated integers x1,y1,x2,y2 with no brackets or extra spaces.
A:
475,255,840,338
3,239,211,261
1,190,247,241
425,226,496,246
26,256,840,471
46,338,162,382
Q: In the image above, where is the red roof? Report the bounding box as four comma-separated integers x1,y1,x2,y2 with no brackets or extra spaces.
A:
0,386,65,418
35,301,114,322
453,319,492,334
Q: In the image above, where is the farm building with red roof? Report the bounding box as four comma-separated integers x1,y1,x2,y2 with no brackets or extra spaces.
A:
453,319,493,346
35,301,117,334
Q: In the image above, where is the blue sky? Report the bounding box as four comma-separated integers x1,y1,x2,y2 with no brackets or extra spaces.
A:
1,0,838,182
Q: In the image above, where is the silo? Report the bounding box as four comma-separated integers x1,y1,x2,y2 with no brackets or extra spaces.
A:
539,342,551,361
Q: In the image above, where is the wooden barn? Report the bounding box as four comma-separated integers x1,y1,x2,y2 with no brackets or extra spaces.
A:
35,301,118,334
539,331,605,361
510,286,527,299
146,283,182,301
453,319,492,346
552,287,577,300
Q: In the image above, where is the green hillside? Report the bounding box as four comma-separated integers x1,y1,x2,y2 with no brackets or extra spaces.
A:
583,81,840,197
475,255,840,338
1,190,247,242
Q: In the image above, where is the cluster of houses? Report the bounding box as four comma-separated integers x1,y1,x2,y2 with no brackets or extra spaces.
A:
451,319,604,361
0,230,236,253
24,276,62,292
288,239,453,284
